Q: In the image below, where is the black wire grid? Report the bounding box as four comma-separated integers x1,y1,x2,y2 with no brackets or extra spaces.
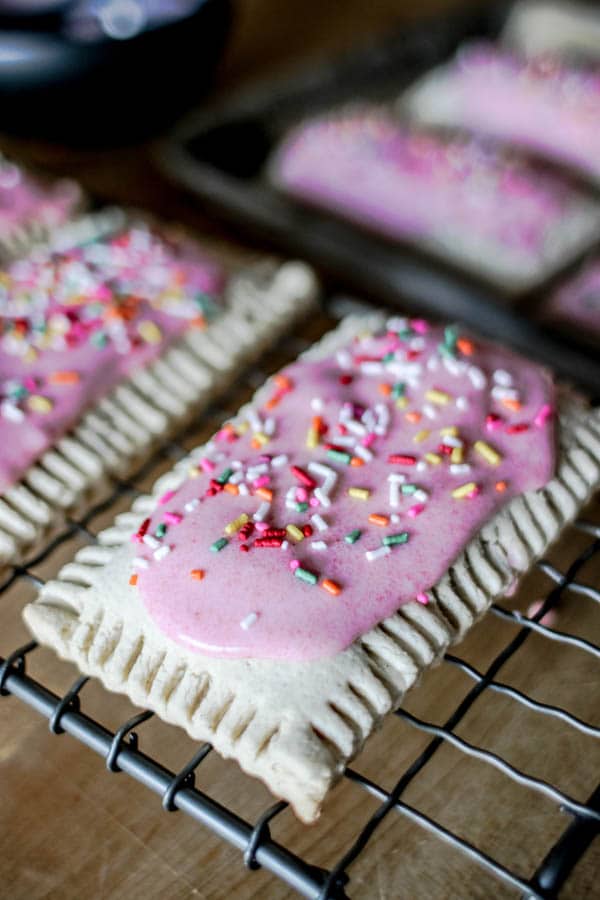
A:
0,331,599,899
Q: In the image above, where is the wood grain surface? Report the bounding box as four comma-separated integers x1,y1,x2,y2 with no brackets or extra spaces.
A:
1,1,599,898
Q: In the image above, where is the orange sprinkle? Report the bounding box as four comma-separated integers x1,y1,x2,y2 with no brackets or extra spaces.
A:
378,383,392,396
274,374,293,391
265,393,282,411
312,416,326,433
224,482,239,496
190,315,207,330
405,411,422,424
48,370,80,385
457,338,475,356
502,398,522,412
250,438,261,449
255,487,273,501
368,513,390,527
322,579,342,597
350,456,364,467
190,569,205,580
129,574,138,586
495,480,508,493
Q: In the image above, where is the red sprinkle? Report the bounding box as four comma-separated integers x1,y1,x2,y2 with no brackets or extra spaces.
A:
254,537,283,548
339,374,353,385
240,544,250,552
290,465,317,489
506,423,529,434
388,454,416,465
302,524,313,537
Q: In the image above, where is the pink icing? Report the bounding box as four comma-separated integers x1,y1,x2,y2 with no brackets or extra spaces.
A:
134,319,555,661
273,109,588,262
432,42,600,181
0,159,80,237
0,225,224,491
545,255,600,338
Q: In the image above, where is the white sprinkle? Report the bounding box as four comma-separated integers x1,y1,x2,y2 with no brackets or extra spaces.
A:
346,418,367,436
308,461,336,480
153,544,171,561
427,355,440,371
389,481,400,508
450,464,472,476
416,461,427,472
247,410,263,432
280,540,289,551
331,434,355,447
456,395,469,410
184,498,199,512
132,556,149,569
1,401,24,422
142,534,160,549
323,474,338,493
468,366,487,389
231,459,243,470
387,316,408,332
238,483,249,496
253,502,270,522
361,361,383,375
387,473,406,483
314,487,331,508
353,444,373,462
311,396,324,412
361,409,376,430
246,463,268,479
441,435,462,448
240,612,258,631
366,546,392,562
286,486,297,500
491,385,519,401
263,417,276,436
336,350,352,370
311,541,328,551
391,513,401,524
423,404,437,420
286,500,298,511
414,489,429,503
493,369,513,386
311,514,328,532
410,336,425,351
271,454,288,467
229,470,243,484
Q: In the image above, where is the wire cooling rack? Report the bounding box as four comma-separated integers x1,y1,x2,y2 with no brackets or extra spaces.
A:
0,319,599,899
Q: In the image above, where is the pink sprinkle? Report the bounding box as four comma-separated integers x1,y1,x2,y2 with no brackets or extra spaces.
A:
131,533,142,543
289,559,300,571
255,521,269,532
198,458,216,473
296,487,308,502
467,486,481,499
534,404,553,428
411,319,429,334
485,414,503,432
416,592,429,605
158,490,175,505
407,503,425,518
309,496,320,507
362,433,376,447
527,599,557,627
253,475,270,488
23,376,38,391
164,511,182,525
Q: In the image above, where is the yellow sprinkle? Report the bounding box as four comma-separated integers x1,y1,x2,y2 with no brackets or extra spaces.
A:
413,429,430,444
474,440,502,466
286,524,304,542
253,431,269,446
138,320,163,344
236,421,249,434
306,427,319,449
24,348,38,363
395,396,408,409
425,389,452,406
452,482,478,499
424,452,442,465
224,513,249,536
450,446,464,464
348,487,370,501
27,394,53,414
440,426,459,436
188,465,200,478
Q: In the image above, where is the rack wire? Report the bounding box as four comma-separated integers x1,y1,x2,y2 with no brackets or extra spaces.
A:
0,323,599,899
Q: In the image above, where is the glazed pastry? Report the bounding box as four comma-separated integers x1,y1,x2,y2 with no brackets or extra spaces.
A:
24,311,600,822
0,209,317,566
403,42,600,186
543,254,600,340
269,108,600,291
0,155,83,260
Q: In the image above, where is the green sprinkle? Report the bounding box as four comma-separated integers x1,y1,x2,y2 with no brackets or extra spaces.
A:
294,567,318,585
216,467,234,485
444,325,458,347
155,523,167,538
328,449,352,465
91,331,108,348
383,532,409,546
401,484,417,495
210,537,229,553
295,501,309,513
438,343,456,359
345,529,362,544
382,352,395,363
398,327,414,340
392,382,406,399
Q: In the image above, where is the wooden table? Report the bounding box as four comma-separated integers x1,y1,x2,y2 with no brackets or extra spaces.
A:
1,2,599,898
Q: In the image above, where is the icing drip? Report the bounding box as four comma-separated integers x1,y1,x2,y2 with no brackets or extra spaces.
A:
134,319,556,662
0,224,224,490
